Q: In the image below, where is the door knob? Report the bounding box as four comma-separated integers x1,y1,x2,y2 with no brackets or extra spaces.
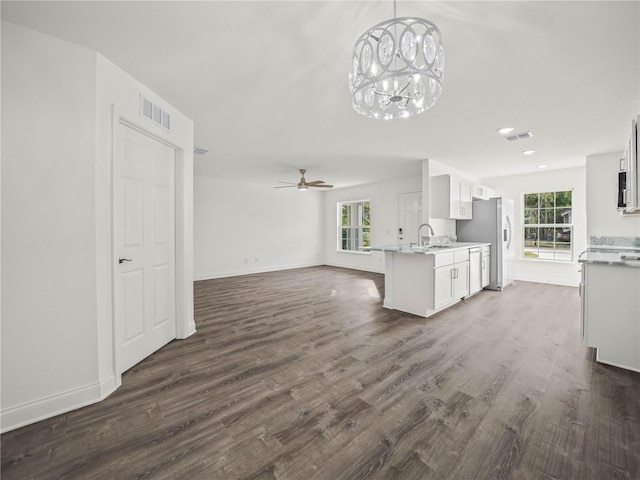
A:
119,258,132,264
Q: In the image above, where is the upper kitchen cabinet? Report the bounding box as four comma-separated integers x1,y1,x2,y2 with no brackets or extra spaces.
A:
472,184,496,200
431,175,473,220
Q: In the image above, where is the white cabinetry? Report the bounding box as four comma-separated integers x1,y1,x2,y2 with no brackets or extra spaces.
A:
481,245,491,288
382,245,488,318
468,245,491,296
469,248,481,295
431,175,473,220
472,184,496,200
433,250,470,310
581,262,640,372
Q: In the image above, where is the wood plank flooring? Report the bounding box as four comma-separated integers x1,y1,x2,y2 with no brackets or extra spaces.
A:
2,266,640,479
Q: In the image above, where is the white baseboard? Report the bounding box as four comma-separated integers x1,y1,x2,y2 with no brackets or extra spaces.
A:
514,275,579,287
194,261,322,281
179,322,197,339
323,262,384,274
1,375,117,433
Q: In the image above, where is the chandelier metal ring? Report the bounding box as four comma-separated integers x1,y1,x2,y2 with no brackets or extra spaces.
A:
349,16,445,120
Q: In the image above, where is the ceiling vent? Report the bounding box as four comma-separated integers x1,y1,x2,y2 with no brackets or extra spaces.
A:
140,94,171,131
505,131,533,142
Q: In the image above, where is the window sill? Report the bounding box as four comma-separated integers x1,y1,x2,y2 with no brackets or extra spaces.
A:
337,249,371,255
520,257,575,264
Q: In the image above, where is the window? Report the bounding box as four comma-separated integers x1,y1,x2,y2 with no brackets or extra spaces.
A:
523,191,572,261
338,200,371,253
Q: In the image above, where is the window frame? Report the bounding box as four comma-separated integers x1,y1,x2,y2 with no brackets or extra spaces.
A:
337,199,371,254
521,190,573,262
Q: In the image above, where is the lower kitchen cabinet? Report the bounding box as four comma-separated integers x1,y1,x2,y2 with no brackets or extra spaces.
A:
433,249,469,310
481,245,491,288
469,247,481,295
581,262,640,372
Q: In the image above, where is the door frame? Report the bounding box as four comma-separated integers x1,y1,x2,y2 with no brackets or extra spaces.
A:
109,107,194,388
397,191,422,245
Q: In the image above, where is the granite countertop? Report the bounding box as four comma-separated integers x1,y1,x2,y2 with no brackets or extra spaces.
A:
579,249,640,267
372,242,491,255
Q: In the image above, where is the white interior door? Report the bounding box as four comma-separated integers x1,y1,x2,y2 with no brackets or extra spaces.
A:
398,192,422,245
115,122,176,373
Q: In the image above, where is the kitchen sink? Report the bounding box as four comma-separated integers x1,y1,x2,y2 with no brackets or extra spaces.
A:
404,244,451,252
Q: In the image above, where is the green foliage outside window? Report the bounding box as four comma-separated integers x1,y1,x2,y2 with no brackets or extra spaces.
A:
523,191,572,261
339,201,371,252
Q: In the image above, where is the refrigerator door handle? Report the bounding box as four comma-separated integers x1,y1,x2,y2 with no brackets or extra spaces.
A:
505,216,513,250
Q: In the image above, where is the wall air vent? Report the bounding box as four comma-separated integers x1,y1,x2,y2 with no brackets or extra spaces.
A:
505,131,533,142
140,94,171,132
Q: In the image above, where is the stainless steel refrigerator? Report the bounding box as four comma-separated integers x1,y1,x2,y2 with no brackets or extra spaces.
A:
457,197,515,291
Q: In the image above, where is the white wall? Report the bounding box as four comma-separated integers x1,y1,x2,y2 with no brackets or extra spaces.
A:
1,22,194,432
194,177,323,279
586,151,640,240
2,22,100,428
484,166,587,286
323,176,422,273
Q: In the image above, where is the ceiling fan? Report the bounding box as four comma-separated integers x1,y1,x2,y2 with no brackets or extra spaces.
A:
274,169,334,191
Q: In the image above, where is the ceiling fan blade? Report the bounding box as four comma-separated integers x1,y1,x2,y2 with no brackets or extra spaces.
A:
277,169,333,190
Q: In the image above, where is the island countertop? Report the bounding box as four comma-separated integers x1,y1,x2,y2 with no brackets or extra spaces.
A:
372,242,490,255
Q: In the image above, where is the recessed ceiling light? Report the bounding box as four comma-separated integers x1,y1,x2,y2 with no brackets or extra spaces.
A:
537,164,548,169
497,126,515,134
522,149,536,155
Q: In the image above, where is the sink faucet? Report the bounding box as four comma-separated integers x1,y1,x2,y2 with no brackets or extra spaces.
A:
417,223,435,246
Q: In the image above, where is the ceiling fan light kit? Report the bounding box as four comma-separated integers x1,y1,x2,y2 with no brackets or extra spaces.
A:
349,0,444,120
274,169,334,191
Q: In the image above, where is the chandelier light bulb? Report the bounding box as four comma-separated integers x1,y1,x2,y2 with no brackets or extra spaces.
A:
350,13,444,120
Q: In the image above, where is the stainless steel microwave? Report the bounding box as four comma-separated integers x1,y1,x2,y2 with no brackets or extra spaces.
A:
618,116,639,213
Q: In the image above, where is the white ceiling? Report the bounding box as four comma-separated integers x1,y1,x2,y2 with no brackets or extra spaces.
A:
2,1,639,189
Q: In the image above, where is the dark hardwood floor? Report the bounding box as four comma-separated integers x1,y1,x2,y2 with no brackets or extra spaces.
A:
2,266,639,479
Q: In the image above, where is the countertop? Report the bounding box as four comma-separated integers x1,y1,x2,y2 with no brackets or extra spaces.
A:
372,242,490,255
579,249,640,268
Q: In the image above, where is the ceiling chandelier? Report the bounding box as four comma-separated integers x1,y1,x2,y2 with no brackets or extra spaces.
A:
349,1,445,120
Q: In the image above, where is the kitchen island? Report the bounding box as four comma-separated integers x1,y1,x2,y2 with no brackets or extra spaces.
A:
373,242,491,318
